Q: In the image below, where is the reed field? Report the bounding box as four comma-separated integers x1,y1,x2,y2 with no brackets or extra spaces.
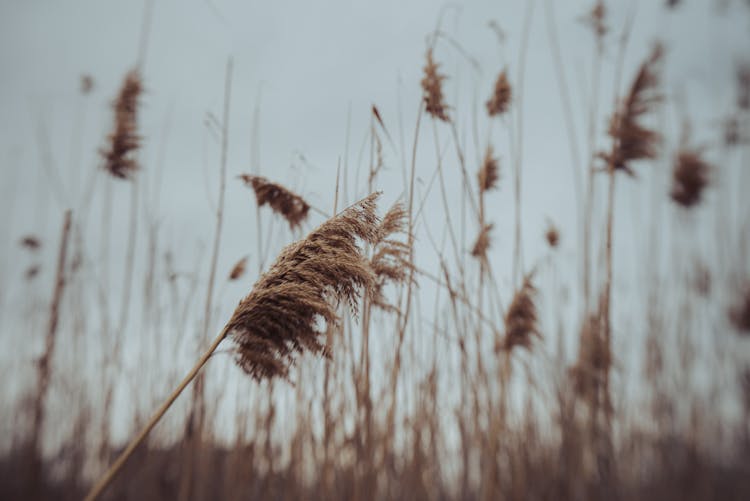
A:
1,0,750,499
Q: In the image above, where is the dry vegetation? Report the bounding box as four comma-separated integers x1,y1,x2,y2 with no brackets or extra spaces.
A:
2,1,750,501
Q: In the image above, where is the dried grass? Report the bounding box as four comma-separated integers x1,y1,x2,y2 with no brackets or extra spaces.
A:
101,70,142,180
471,223,493,264
239,174,311,230
225,193,380,380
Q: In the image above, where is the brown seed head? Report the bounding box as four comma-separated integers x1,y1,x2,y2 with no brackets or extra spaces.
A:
499,273,540,353
570,313,611,400
101,69,142,180
486,69,512,117
225,193,380,381
584,1,608,40
600,44,663,176
81,74,94,95
471,223,493,265
421,49,450,122
20,235,42,251
545,223,560,249
737,63,750,111
229,256,248,281
670,148,712,208
239,174,311,230
478,146,500,192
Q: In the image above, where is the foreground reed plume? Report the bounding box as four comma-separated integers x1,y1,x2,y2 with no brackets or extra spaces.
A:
670,148,712,208
369,202,410,312
478,146,500,192
499,273,540,352
600,44,663,176
84,193,382,500
101,69,142,180
239,174,311,229
421,49,449,121
226,193,380,380
486,69,512,117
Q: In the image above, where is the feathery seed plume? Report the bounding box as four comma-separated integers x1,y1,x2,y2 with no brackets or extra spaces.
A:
239,174,311,230
421,49,450,122
486,69,512,117
670,148,712,208
101,70,142,180
225,193,381,380
499,273,540,352
229,256,248,281
478,146,500,192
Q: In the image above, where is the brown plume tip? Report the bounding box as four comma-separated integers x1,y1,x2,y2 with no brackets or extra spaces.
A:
100,69,142,180
570,313,611,400
499,273,540,353
239,174,311,230
670,148,712,208
486,69,512,117
582,1,608,40
421,49,450,122
20,235,42,251
478,146,500,192
228,256,248,281
600,44,663,176
545,222,560,249
471,223,493,264
225,193,381,381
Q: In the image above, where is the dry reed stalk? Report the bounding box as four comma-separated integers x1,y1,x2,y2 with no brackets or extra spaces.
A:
421,49,450,122
239,174,311,230
486,70,512,117
84,193,382,500
228,256,248,281
670,148,712,208
498,273,540,352
100,69,142,180
29,211,72,494
729,283,750,334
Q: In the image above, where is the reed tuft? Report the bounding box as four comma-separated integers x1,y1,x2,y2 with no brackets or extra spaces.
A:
478,146,500,193
225,193,381,380
239,174,311,230
486,69,512,117
101,70,142,180
228,256,248,281
471,223,493,265
670,148,712,208
600,44,663,176
421,49,450,122
499,273,540,352
370,202,410,312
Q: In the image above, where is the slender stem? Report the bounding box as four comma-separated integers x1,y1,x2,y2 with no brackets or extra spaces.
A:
84,327,229,501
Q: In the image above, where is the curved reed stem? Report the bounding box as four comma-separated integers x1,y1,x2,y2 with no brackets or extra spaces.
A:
83,326,229,501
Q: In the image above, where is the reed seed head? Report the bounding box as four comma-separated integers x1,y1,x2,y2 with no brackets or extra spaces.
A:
20,235,41,251
471,223,493,265
225,193,381,381
670,148,711,208
239,174,311,230
478,146,500,193
486,69,512,117
729,282,750,335
600,44,663,176
370,202,411,312
421,49,450,122
229,256,248,281
101,69,142,180
499,273,540,352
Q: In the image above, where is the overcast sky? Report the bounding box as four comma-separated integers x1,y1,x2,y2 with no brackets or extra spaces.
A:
1,0,749,443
